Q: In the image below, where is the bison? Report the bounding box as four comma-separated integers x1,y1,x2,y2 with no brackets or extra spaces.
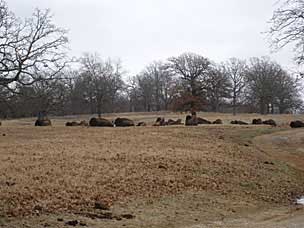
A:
166,119,182,125
114,118,135,127
262,119,277,127
252,118,263,125
290,120,304,128
35,119,52,126
185,115,198,126
66,121,88,127
197,117,211,125
137,122,147,127
231,120,248,125
89,117,113,127
213,119,223,124
153,117,166,126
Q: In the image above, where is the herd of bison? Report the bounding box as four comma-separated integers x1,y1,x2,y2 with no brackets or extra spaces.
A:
30,112,304,129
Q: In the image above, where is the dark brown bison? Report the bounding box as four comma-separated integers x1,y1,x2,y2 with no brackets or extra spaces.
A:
114,118,135,127
167,119,182,125
66,120,88,127
262,119,277,127
153,117,166,126
89,117,113,127
290,120,304,128
137,122,147,126
35,119,52,126
197,117,211,124
213,119,223,124
252,118,263,125
185,115,198,126
231,120,248,125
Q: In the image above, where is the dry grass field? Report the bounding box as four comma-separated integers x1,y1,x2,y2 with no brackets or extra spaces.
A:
1,112,304,227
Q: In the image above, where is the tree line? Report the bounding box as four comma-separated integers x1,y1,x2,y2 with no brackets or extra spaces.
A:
0,0,303,118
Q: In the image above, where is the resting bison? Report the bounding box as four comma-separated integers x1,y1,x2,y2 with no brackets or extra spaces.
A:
213,119,223,124
252,118,263,125
35,119,52,126
262,119,277,127
197,117,211,124
114,118,135,127
66,121,88,127
153,117,166,126
185,115,198,126
89,117,113,127
167,119,182,125
231,120,248,125
137,122,147,127
290,120,304,128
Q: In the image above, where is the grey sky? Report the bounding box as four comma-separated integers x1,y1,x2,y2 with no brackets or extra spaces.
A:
7,0,296,75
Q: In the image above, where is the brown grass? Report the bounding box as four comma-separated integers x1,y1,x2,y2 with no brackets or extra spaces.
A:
0,112,304,221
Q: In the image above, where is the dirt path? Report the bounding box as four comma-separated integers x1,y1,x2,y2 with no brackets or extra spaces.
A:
194,129,304,228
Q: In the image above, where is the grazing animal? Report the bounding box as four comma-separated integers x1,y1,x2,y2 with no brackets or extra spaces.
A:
262,119,277,127
89,117,114,127
167,119,182,125
213,119,223,124
114,118,135,127
290,120,304,128
35,119,51,126
185,115,198,126
231,120,248,125
153,117,166,126
137,122,147,126
197,117,211,124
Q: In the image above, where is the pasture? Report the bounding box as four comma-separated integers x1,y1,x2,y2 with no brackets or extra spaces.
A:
1,112,304,227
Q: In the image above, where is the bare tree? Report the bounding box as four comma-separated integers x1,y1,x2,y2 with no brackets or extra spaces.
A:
268,0,304,67
0,0,68,89
205,64,231,112
168,53,211,98
224,58,247,115
80,53,124,116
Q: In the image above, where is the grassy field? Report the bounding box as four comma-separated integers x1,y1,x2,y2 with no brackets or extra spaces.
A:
1,112,304,227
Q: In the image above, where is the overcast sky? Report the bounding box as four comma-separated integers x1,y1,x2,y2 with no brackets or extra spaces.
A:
6,0,296,75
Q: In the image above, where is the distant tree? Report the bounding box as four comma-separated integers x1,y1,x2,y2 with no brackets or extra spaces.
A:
205,64,231,112
80,53,124,116
138,61,175,111
245,57,301,114
168,53,211,102
224,58,247,115
268,0,304,68
0,0,68,89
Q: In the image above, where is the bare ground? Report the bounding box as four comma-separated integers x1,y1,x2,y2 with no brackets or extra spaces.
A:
1,112,304,227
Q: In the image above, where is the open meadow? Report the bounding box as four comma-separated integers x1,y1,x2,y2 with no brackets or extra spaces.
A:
1,112,304,227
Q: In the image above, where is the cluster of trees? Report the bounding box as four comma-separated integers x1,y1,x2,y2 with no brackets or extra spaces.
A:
1,52,302,118
0,0,303,118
